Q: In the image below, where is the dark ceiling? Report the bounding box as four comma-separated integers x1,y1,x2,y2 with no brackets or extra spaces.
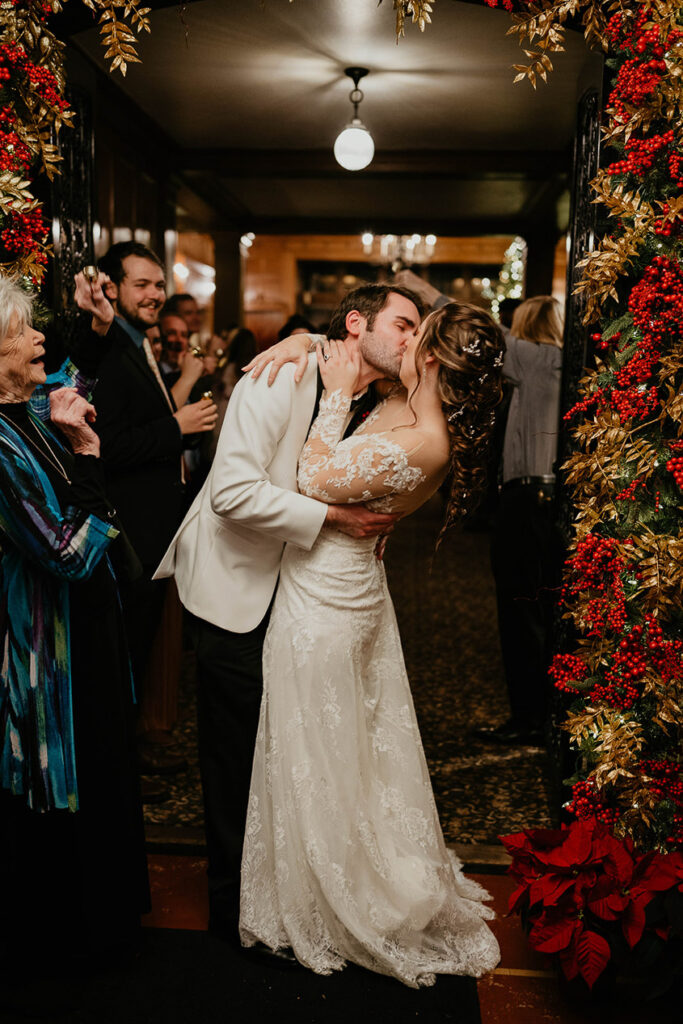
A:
70,0,603,236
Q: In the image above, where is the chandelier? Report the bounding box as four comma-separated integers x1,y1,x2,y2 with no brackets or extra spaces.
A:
360,232,437,268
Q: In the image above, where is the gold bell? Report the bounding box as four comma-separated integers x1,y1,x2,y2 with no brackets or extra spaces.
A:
202,390,213,402
82,265,99,284
190,345,204,359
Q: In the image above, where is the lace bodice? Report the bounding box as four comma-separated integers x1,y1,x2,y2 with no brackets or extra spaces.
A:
298,389,448,515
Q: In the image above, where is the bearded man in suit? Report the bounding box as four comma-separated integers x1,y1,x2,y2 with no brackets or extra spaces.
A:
93,242,217,774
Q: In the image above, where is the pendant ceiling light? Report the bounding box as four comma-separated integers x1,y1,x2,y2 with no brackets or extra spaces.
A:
333,67,375,172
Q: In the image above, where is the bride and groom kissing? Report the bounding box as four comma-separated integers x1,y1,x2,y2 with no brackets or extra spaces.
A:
156,282,504,987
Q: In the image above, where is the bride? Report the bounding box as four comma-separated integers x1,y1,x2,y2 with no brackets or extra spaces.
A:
239,303,503,987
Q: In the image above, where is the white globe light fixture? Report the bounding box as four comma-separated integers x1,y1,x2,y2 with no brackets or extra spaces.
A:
334,67,374,172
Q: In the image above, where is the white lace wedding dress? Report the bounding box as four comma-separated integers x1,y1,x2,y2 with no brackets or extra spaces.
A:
239,390,501,987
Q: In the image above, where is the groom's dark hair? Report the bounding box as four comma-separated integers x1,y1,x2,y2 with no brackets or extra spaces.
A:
327,284,425,340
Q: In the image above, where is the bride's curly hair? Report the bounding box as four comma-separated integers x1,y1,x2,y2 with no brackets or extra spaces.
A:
414,302,505,544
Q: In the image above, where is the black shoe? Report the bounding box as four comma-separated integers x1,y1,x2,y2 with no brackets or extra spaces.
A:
472,719,544,746
240,941,300,970
138,741,188,776
209,922,300,970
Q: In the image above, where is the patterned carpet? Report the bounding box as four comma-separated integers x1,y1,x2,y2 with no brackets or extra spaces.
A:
144,495,557,846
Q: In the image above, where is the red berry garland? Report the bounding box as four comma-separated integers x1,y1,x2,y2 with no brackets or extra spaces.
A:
609,57,667,123
639,759,683,845
0,41,68,113
669,152,683,188
629,256,683,342
549,652,591,694
561,534,629,635
567,257,683,425
667,456,683,488
1,208,48,267
553,611,683,761
567,779,621,827
607,130,674,178
615,476,647,502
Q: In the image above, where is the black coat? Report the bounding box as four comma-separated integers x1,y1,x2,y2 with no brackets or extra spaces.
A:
92,319,185,569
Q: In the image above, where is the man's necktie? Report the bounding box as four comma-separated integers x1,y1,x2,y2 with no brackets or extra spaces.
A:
142,337,186,484
142,338,175,412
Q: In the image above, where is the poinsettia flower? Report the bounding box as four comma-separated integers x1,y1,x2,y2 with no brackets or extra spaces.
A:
529,912,581,953
587,874,629,920
630,850,683,897
622,893,648,948
528,874,575,908
576,929,612,989
501,817,683,988
533,823,595,870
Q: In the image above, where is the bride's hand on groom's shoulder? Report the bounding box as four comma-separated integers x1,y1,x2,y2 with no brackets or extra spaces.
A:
317,339,359,397
242,333,313,386
325,504,398,539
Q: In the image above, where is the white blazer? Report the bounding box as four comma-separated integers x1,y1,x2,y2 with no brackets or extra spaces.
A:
154,354,326,632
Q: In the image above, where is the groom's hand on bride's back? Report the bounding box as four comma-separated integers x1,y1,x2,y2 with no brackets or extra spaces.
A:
325,504,398,539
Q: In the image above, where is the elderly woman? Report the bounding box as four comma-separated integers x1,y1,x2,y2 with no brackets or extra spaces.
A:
0,275,148,991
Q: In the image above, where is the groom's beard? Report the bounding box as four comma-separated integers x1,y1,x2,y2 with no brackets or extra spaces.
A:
359,331,403,379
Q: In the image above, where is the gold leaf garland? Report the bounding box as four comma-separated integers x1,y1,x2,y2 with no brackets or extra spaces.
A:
393,1,435,37
0,0,151,282
375,1,436,38
505,0,683,848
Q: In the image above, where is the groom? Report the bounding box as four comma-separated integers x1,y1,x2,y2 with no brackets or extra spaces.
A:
155,283,422,955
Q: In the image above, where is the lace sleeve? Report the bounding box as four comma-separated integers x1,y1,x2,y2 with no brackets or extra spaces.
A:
298,388,427,504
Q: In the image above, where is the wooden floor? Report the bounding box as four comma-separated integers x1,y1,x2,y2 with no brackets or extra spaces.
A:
142,853,668,1024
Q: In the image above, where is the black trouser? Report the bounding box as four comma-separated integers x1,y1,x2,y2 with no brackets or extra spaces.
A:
119,571,169,703
190,609,271,933
490,483,564,730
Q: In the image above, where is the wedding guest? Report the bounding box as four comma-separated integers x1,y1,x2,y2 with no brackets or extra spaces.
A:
220,327,257,400
159,311,190,375
277,313,314,341
164,291,202,335
0,274,149,1000
142,316,199,753
159,307,215,406
497,298,521,338
164,294,222,381
147,324,163,362
205,327,257,464
476,295,565,745
92,241,217,777
141,324,201,754
392,273,564,741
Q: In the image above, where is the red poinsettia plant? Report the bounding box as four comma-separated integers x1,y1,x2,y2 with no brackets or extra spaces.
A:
501,817,683,991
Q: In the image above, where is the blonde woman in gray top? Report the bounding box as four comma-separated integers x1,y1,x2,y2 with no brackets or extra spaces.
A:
501,297,563,486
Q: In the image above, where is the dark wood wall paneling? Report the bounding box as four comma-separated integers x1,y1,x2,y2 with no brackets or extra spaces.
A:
55,46,178,280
